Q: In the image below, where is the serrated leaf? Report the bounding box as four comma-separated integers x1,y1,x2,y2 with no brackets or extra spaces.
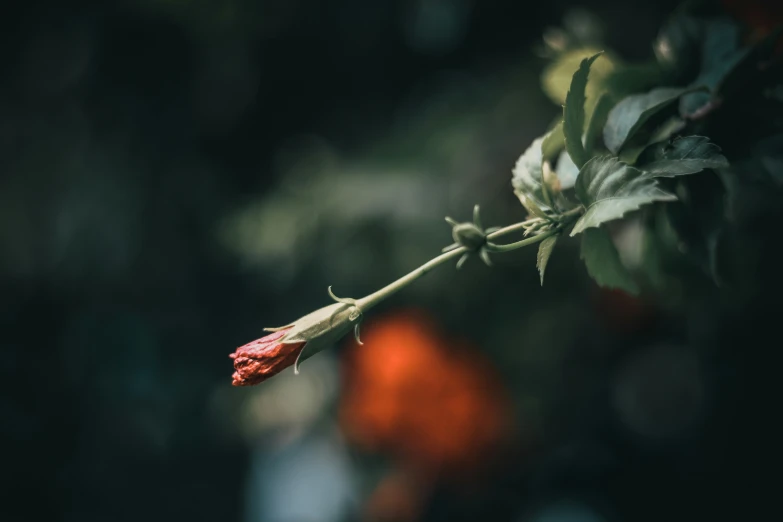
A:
563,52,603,168
512,136,549,211
636,136,728,178
584,93,614,155
580,227,639,294
603,87,688,154
536,235,558,286
571,156,677,235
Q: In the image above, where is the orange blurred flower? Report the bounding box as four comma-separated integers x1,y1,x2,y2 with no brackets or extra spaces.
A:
339,310,514,480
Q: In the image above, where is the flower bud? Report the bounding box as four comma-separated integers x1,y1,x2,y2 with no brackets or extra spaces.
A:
451,222,486,252
230,329,304,386
230,302,360,386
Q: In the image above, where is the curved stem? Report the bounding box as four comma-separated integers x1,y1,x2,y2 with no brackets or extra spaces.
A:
484,220,536,239
355,246,467,312
485,226,561,253
558,206,585,219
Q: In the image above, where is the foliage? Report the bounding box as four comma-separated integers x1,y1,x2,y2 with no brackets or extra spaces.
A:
513,4,783,295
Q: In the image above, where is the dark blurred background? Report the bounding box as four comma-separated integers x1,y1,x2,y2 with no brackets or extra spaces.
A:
2,0,779,521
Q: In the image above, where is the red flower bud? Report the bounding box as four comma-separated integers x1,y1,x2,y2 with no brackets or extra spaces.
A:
230,297,363,386
229,328,306,386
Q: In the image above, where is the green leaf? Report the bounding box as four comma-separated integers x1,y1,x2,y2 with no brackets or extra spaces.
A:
618,144,647,165
603,62,664,99
563,52,603,168
519,192,549,219
636,136,729,178
647,116,686,145
584,93,614,155
603,87,688,154
542,121,565,162
571,156,677,235
679,18,746,116
541,48,616,107
536,235,558,286
616,115,685,165
639,205,682,292
580,227,639,294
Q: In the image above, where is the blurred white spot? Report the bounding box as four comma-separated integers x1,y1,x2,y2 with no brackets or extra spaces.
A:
613,217,645,270
562,8,604,46
245,429,358,522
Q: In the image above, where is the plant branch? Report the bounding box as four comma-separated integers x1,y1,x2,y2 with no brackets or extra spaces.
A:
485,226,561,253
355,246,467,312
354,209,583,312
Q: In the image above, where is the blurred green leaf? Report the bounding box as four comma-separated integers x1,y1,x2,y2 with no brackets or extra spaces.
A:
536,235,558,285
754,134,783,185
604,62,666,100
580,227,639,294
640,204,682,291
618,144,648,164
636,136,728,178
519,192,550,219
512,136,549,211
604,87,688,154
563,52,603,168
654,15,703,78
679,18,745,116
555,149,579,189
647,115,686,144
541,48,616,108
717,159,783,225
719,27,783,100
571,156,677,235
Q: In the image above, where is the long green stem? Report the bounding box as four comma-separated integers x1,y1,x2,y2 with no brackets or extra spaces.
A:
485,220,533,239
355,215,574,312
355,246,467,312
485,226,561,253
